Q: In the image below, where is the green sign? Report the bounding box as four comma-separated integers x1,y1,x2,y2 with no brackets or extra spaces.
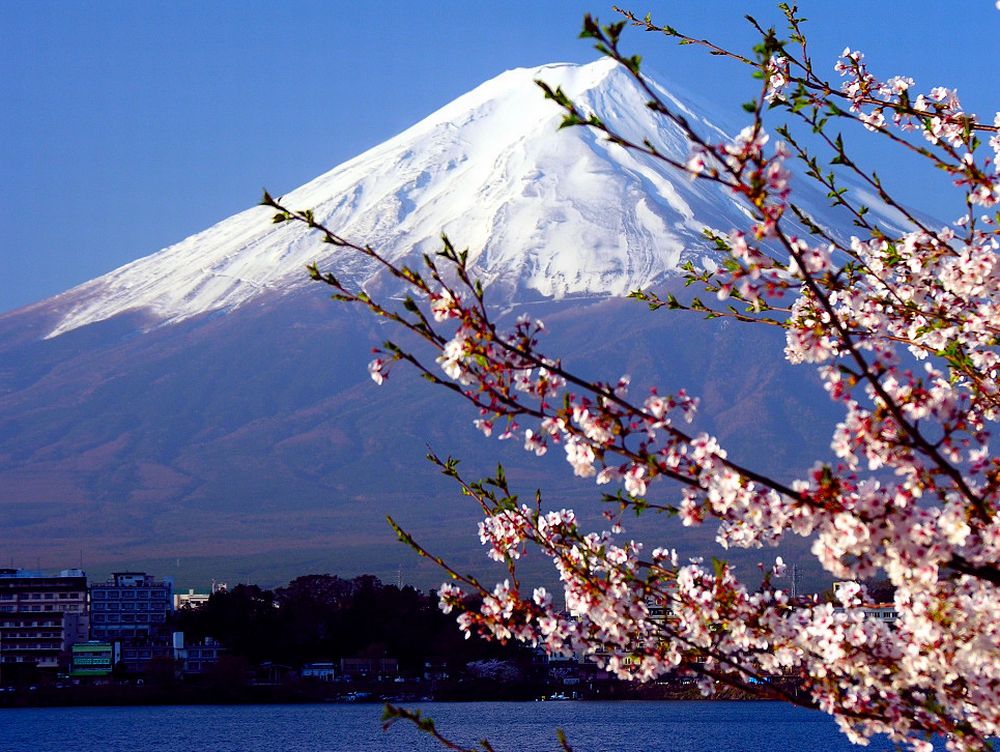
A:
70,643,113,676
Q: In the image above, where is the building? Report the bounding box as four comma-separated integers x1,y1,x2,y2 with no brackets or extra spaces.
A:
833,582,898,627
173,589,210,610
861,603,898,625
90,572,173,675
171,632,224,677
339,656,398,680
70,641,117,679
173,580,226,610
301,662,336,682
0,568,89,683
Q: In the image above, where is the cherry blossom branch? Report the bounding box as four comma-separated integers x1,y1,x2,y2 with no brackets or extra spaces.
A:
264,7,1000,751
562,17,996,519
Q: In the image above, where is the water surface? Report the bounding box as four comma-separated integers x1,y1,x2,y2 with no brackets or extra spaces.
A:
0,701,918,752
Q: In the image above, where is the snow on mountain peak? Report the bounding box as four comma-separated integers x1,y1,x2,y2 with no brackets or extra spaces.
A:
42,58,743,340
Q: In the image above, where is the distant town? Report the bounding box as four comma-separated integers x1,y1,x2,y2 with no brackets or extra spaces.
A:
0,566,899,705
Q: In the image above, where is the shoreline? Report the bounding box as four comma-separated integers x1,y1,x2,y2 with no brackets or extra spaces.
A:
0,680,792,708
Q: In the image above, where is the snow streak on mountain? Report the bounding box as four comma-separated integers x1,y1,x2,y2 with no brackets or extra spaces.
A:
38,58,755,339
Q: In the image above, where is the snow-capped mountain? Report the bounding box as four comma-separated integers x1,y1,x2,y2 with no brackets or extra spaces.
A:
0,60,843,587
39,58,755,339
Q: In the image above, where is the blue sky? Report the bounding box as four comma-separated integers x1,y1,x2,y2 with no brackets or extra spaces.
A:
2,1,997,313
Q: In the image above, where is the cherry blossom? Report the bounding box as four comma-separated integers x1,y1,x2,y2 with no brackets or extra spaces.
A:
270,5,1000,750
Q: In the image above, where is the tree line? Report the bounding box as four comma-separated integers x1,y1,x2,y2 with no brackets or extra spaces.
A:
173,574,526,674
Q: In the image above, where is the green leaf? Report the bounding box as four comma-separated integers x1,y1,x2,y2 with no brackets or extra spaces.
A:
623,55,642,75
605,20,626,45
560,113,584,129
579,13,601,40
712,557,727,578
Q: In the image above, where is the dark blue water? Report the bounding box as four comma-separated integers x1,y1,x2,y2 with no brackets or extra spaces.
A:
0,701,916,752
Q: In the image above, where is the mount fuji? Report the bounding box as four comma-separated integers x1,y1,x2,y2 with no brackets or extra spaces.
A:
1,59,844,587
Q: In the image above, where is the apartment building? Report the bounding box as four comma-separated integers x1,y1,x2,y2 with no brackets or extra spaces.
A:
0,568,89,682
89,572,173,675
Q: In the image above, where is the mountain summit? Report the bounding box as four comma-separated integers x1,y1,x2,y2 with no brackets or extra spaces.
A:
39,59,748,339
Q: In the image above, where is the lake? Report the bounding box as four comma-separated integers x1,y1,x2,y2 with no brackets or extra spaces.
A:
0,701,920,752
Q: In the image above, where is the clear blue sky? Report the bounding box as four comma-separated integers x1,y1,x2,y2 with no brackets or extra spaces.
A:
2,1,997,313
